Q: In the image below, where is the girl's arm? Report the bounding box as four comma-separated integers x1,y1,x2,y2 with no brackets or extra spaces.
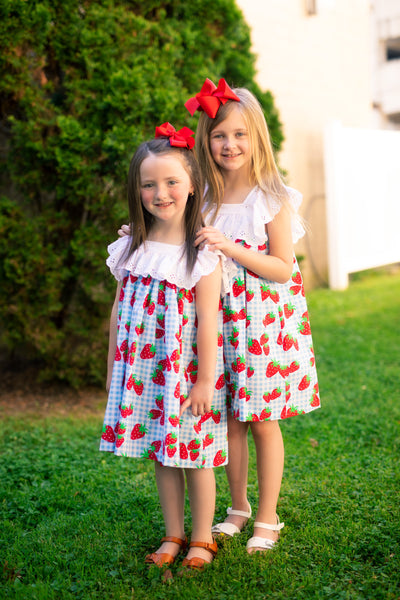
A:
179,261,222,417
106,282,121,392
195,205,294,284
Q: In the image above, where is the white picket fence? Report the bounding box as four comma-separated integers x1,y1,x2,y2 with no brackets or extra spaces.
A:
324,120,400,289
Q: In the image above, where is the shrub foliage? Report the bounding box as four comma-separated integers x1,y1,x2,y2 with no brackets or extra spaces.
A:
0,0,284,385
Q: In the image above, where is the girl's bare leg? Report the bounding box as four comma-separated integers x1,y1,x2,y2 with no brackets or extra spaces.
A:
248,419,284,553
185,467,216,562
219,412,251,529
154,462,186,557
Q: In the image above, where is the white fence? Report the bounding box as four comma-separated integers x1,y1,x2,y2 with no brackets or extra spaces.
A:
324,120,400,289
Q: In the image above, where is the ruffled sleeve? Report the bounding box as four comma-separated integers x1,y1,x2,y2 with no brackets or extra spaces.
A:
106,236,132,282
252,186,305,244
209,186,305,247
106,236,232,292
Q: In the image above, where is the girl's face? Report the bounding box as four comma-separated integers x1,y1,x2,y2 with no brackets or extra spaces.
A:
139,153,193,228
209,105,252,176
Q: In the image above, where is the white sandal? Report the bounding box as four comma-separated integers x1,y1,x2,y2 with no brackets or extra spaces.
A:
246,516,284,551
211,505,252,537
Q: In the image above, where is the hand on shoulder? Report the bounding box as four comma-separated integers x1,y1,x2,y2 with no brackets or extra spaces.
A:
195,226,236,257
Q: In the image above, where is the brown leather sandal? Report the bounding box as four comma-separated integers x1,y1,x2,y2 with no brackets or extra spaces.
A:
181,539,218,571
145,535,187,567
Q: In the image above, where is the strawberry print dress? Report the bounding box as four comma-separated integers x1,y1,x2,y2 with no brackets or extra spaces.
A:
208,186,320,422
100,237,228,469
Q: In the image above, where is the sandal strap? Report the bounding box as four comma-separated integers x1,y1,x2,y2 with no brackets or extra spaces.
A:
246,536,277,551
160,535,187,547
181,556,207,570
145,551,175,566
189,540,218,557
227,505,252,519
211,522,241,537
253,516,284,532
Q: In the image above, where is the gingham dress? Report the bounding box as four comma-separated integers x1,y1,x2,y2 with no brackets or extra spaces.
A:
208,186,320,422
100,238,228,468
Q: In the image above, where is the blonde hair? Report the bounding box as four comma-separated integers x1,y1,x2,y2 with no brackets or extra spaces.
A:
196,87,290,221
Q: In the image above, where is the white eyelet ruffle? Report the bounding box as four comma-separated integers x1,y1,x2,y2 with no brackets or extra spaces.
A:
106,236,236,295
207,186,305,246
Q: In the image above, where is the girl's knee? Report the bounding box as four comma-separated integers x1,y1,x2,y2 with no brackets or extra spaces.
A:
250,419,281,441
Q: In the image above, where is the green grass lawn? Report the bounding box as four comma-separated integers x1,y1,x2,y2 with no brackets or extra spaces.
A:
1,271,399,599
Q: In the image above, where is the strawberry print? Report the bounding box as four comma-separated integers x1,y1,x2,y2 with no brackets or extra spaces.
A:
215,373,225,390
248,338,262,355
167,444,177,458
129,341,137,365
101,425,116,443
246,289,254,302
148,409,163,421
115,435,125,448
152,366,166,386
100,239,228,468
298,375,311,391
157,283,166,305
213,449,227,467
120,339,129,362
260,408,271,420
127,374,143,395
168,414,180,427
135,322,145,335
232,355,246,373
131,423,147,440
165,432,177,446
263,312,276,326
203,433,214,448
119,403,133,418
263,388,282,403
140,343,156,359
218,213,319,422
180,443,188,460
284,303,295,319
266,360,280,377
229,329,239,349
232,277,246,297
190,448,200,461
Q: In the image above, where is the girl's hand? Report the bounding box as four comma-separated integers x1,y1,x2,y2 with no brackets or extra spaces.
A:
195,226,236,257
118,224,131,237
179,381,213,418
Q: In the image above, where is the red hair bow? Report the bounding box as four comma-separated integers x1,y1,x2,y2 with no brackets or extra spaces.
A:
154,122,195,149
184,78,240,118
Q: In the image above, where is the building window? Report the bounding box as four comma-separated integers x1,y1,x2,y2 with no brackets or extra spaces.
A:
386,37,400,60
305,0,317,15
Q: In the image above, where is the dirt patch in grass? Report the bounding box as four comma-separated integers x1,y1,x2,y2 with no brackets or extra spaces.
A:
0,368,106,418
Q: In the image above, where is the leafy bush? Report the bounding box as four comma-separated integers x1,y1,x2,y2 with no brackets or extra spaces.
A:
0,0,284,385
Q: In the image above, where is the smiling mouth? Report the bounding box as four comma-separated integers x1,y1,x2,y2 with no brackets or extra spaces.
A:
154,202,174,207
222,153,241,158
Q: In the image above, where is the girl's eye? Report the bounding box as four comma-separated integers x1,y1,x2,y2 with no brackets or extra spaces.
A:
211,133,223,139
168,180,178,186
141,183,154,189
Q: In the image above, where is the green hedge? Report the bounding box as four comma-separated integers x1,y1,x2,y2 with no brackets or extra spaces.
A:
0,0,284,386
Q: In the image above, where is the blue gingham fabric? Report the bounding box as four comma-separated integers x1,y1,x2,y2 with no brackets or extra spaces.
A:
100,242,228,468
210,188,320,422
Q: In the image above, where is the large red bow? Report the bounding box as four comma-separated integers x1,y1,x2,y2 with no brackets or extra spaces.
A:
184,78,240,118
154,122,195,149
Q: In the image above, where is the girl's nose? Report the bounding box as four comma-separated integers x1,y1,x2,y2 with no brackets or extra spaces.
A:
223,136,235,149
156,186,168,200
